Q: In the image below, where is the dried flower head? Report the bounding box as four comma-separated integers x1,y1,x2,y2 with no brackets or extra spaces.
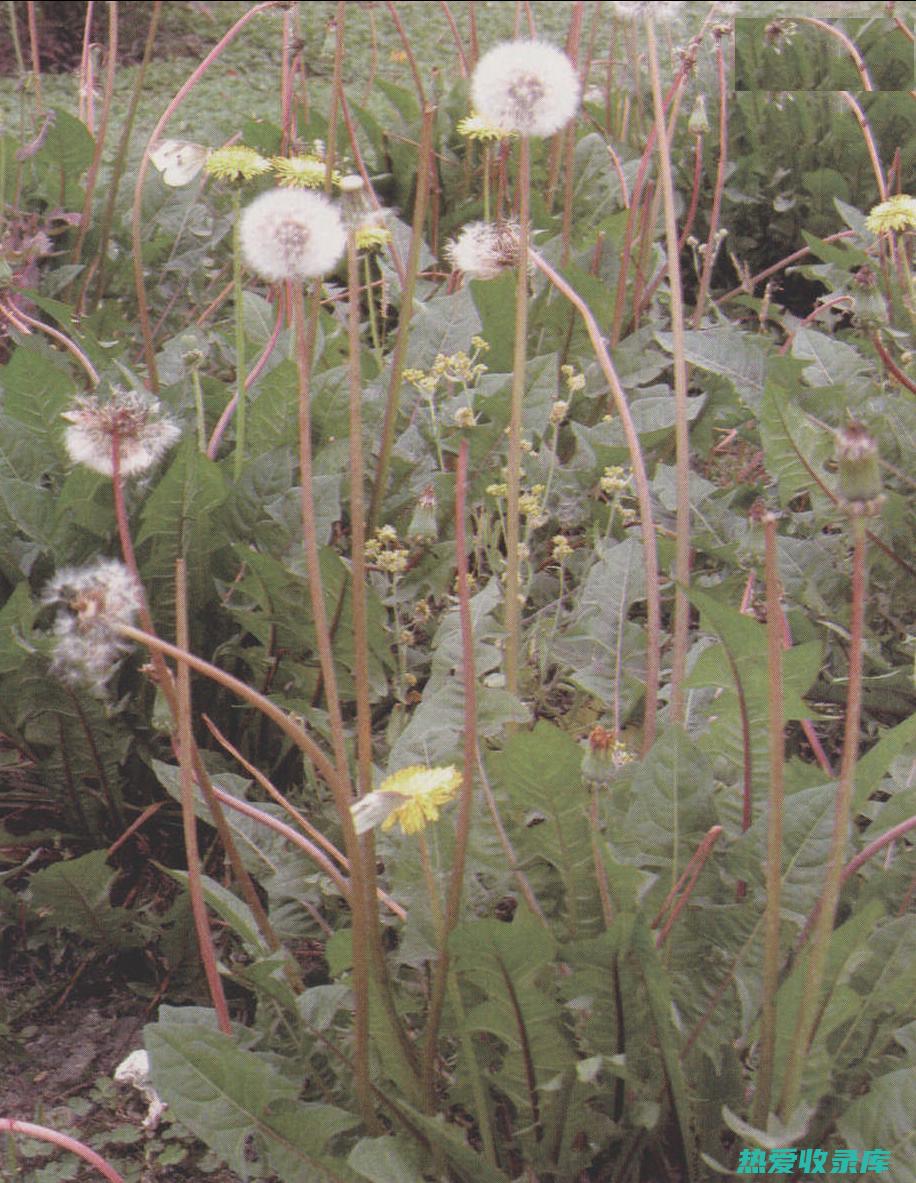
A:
582,724,635,784
457,112,515,142
43,559,142,692
62,390,181,478
350,765,462,836
204,145,272,184
272,154,338,190
240,189,346,283
549,400,569,426
600,465,630,494
835,420,883,512
471,40,580,137
454,406,477,428
446,220,522,280
865,195,916,236
552,534,573,561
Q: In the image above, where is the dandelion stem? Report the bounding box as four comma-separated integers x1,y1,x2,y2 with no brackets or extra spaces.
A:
504,135,530,700
778,515,868,1120
646,17,690,725
692,29,729,328
530,250,660,752
369,105,436,531
754,513,785,1126
231,190,247,479
174,559,232,1034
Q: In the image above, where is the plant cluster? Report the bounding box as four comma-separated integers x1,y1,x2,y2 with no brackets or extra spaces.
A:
0,3,913,1183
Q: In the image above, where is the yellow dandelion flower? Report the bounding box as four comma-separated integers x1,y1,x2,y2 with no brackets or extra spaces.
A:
350,765,463,836
272,154,340,190
457,112,515,142
205,146,272,183
865,195,916,235
356,226,393,251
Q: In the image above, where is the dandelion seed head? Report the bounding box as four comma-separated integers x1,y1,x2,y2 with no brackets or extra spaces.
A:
240,189,346,283
43,559,142,693
62,390,181,478
445,220,522,281
471,40,580,137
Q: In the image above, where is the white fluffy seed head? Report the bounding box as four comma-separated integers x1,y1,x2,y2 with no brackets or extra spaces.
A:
445,221,522,280
240,189,346,282
62,390,181,478
43,559,143,693
471,40,581,138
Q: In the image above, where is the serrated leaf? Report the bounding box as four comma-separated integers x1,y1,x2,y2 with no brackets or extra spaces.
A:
615,727,716,879
759,378,833,509
656,329,768,406
27,850,141,947
450,915,574,1140
145,1019,358,1181
136,438,227,611
791,327,871,389
489,721,603,937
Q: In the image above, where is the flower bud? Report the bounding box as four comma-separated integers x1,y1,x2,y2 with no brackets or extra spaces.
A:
688,95,710,137
835,420,882,510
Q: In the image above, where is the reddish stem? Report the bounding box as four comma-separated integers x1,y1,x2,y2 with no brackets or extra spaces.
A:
653,826,723,947
795,815,916,952
133,1,281,391
872,331,916,395
691,33,728,328
0,1120,124,1183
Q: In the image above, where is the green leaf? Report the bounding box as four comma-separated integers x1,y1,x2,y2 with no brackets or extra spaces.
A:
630,921,700,1183
382,1103,508,1183
159,867,271,958
800,230,866,269
853,714,916,811
348,1136,425,1183
36,108,95,178
450,914,574,1151
468,271,516,373
791,327,872,389
136,437,227,612
488,721,604,937
27,851,141,948
837,1069,916,1183
614,727,717,880
656,329,768,407
145,1018,359,1181
0,345,74,436
758,371,833,509
550,536,647,713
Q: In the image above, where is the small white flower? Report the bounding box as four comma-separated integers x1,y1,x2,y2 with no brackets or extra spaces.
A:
471,40,580,138
445,220,522,280
63,390,180,479
43,559,142,693
240,189,346,283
